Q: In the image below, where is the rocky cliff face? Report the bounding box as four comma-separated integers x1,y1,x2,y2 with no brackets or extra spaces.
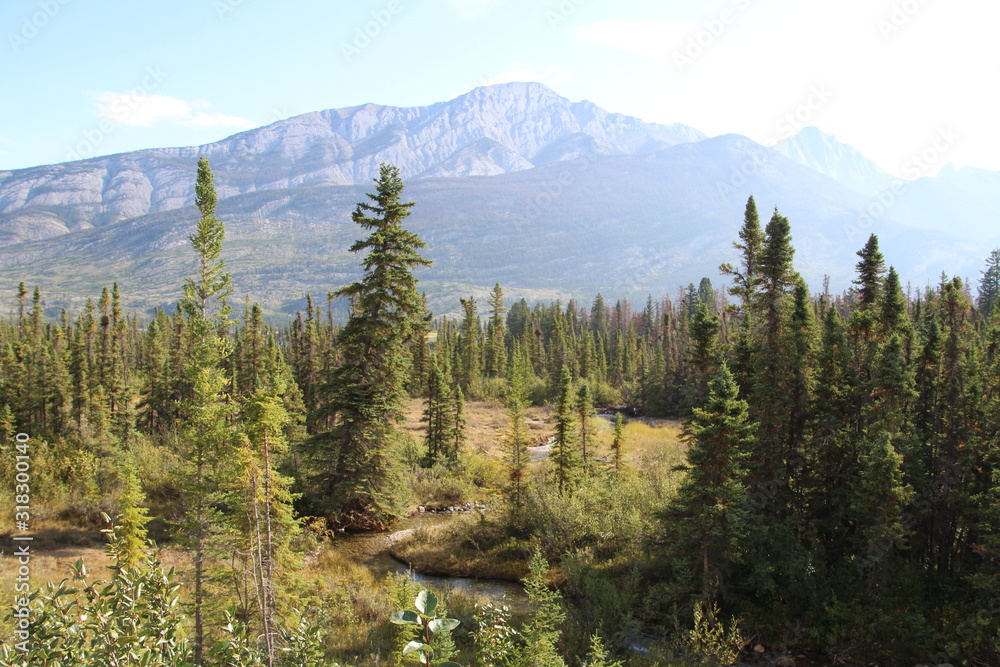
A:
0,82,704,246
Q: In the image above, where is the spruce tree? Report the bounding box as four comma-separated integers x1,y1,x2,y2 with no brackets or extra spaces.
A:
457,296,482,391
720,195,765,307
182,156,233,324
611,412,625,473
978,248,1000,319
575,381,594,478
502,345,531,512
486,283,508,378
664,361,755,611
551,365,579,494
854,234,886,310
308,163,430,528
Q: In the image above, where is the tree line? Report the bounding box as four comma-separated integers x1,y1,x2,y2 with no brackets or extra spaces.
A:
2,159,1000,662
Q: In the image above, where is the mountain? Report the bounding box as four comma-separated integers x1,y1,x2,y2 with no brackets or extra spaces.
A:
0,133,979,318
773,126,895,196
889,165,1000,245
0,84,993,317
0,82,703,247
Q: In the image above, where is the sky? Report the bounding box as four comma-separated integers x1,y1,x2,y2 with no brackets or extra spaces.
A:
1,0,997,178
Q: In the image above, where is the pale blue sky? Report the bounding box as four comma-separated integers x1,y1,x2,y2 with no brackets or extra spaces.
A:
2,0,997,177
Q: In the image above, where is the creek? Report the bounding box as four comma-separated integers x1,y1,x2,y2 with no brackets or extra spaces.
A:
330,513,528,609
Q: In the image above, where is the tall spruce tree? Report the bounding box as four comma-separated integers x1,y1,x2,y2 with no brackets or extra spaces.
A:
551,365,579,494
176,156,236,665
663,361,755,613
308,163,430,528
485,283,508,378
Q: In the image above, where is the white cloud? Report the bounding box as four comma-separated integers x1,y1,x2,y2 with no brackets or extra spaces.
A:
445,0,504,20
93,92,256,130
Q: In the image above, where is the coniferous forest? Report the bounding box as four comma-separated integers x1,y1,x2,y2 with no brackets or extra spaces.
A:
2,159,1000,666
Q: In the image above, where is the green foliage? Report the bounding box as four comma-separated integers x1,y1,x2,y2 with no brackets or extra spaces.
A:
474,601,520,666
308,163,431,529
390,590,463,667
551,366,579,494
520,551,566,667
1,527,191,667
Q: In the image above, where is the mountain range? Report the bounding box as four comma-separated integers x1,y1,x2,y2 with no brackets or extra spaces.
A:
0,82,994,317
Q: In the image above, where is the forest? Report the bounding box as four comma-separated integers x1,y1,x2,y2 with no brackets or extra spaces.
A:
0,158,999,666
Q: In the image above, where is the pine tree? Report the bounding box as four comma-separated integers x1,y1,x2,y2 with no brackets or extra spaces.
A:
978,248,1000,319
663,361,755,611
422,355,452,465
575,381,594,478
308,163,431,528
551,365,579,494
176,155,236,665
611,412,625,473
117,465,151,570
182,156,233,324
520,550,567,667
236,385,298,665
854,234,886,310
720,195,765,307
457,296,482,391
447,384,466,466
486,283,508,378
502,345,531,512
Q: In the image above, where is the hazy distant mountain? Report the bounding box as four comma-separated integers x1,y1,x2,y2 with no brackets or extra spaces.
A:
0,84,994,316
0,82,703,246
773,126,895,196
0,133,979,317
890,165,1000,245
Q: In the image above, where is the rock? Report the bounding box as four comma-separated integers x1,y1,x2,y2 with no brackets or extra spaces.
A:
417,506,425,513
776,656,795,667
753,644,765,654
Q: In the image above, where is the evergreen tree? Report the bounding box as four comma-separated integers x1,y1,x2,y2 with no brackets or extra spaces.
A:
308,163,430,528
520,550,567,667
611,412,625,473
457,296,482,391
422,355,452,465
854,234,886,310
663,361,755,612
502,345,531,512
551,365,579,494
486,283,508,378
977,248,1000,319
575,381,594,478
117,465,151,570
182,156,233,324
720,195,765,307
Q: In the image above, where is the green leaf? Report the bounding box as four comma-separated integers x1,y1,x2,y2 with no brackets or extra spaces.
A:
402,640,429,656
427,617,460,635
438,662,464,667
390,610,420,625
414,590,437,616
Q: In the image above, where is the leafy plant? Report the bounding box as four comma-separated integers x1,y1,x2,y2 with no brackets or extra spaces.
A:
389,590,462,667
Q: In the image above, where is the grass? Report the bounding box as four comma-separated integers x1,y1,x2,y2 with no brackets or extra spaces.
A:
394,401,687,582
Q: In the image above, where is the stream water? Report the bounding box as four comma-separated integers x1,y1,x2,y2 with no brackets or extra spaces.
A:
330,513,527,608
